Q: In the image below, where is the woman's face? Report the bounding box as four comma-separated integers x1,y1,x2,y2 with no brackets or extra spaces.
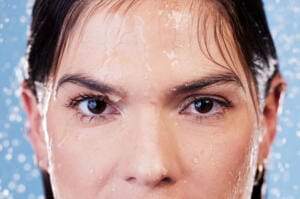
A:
30,2,265,199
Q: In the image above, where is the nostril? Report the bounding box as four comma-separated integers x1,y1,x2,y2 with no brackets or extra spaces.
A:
160,177,173,185
126,176,173,186
126,177,137,183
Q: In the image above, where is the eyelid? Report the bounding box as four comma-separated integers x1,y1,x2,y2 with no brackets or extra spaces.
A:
66,94,110,108
65,93,120,124
178,94,232,114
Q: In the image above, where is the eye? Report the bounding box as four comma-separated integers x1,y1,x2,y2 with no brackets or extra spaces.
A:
180,96,233,118
66,94,119,123
193,98,214,114
79,99,108,115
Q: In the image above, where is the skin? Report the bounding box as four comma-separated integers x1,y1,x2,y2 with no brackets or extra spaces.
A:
21,1,284,199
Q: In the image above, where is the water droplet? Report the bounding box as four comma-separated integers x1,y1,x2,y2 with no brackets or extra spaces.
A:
111,184,117,192
193,157,199,164
17,154,26,163
17,184,26,193
2,189,10,197
88,169,95,174
296,130,300,138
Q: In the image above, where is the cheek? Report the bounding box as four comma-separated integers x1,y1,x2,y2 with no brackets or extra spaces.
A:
176,115,258,197
45,108,123,197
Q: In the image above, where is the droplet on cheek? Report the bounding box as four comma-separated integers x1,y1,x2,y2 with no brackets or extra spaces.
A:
88,168,95,175
173,121,179,127
75,134,83,141
145,63,153,72
193,157,200,164
55,135,69,149
111,184,117,193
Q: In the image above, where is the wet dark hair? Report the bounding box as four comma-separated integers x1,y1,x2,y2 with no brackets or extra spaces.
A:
26,0,279,198
26,0,278,98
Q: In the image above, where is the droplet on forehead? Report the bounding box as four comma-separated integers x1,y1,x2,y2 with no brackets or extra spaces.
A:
163,50,177,60
167,10,192,30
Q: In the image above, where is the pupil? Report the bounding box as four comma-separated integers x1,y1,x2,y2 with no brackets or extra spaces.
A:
194,99,213,113
87,99,107,114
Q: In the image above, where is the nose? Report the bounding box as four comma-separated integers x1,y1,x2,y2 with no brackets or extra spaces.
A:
125,160,173,187
122,110,182,188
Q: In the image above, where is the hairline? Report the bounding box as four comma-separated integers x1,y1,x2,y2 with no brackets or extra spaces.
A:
49,0,260,111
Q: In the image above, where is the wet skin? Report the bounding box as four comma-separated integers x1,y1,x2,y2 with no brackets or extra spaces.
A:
22,1,283,199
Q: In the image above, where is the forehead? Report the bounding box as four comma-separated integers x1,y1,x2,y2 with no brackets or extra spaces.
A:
56,0,247,88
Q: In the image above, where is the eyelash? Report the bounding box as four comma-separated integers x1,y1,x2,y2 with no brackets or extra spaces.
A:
65,93,118,124
179,95,233,121
65,93,233,124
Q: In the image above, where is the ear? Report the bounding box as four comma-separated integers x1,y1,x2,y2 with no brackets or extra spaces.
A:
21,82,49,171
258,73,286,163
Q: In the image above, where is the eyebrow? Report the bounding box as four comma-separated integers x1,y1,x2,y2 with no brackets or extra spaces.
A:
170,72,244,96
57,73,125,97
57,72,243,97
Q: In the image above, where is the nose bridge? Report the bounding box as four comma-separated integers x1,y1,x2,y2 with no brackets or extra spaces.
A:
123,105,181,187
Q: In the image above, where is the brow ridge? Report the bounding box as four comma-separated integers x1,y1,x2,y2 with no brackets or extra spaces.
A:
57,72,243,98
57,73,125,96
170,72,243,95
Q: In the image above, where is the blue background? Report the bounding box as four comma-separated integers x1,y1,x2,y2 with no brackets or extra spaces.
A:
0,0,299,198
